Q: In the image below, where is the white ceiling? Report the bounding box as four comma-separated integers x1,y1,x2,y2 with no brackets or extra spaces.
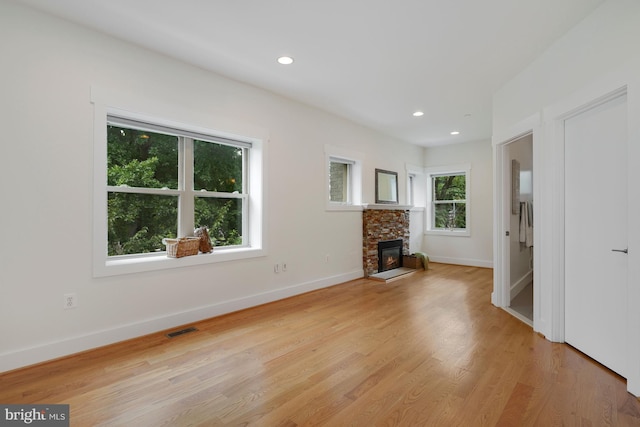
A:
15,0,604,146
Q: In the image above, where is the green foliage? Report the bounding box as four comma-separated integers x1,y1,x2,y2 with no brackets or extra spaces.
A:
434,203,466,229
194,140,243,192
107,193,177,256
107,125,244,256
195,197,242,246
434,175,465,201
107,126,178,188
108,157,160,187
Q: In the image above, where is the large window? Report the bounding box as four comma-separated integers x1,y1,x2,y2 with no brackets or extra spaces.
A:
426,165,470,236
92,92,265,276
107,116,248,256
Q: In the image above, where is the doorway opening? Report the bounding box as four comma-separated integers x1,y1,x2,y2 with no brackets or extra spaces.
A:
506,135,534,324
493,125,537,329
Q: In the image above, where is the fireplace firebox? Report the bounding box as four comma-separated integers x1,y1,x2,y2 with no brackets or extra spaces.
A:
378,239,403,273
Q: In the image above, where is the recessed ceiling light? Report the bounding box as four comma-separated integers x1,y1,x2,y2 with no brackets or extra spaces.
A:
277,56,294,65
450,131,460,135
412,111,424,117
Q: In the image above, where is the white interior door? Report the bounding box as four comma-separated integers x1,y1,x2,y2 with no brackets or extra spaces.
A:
564,92,628,377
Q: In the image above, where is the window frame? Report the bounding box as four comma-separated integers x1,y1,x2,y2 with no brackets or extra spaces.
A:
405,163,426,210
425,164,471,237
92,88,266,277
325,145,362,211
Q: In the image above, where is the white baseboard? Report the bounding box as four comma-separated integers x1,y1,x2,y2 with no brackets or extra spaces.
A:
0,270,363,373
510,270,533,299
427,256,493,269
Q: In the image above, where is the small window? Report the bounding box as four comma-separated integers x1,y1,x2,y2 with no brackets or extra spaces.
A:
329,157,353,204
325,146,362,211
405,164,425,208
426,165,470,236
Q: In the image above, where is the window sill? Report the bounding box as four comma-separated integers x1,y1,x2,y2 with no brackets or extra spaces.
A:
425,229,470,237
361,204,413,210
325,203,363,212
94,247,266,277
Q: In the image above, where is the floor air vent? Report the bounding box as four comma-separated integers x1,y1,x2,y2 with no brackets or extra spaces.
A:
166,327,198,338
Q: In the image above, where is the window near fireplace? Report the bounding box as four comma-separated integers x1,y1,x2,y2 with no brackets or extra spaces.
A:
378,239,403,272
325,145,362,211
329,157,352,203
426,164,471,237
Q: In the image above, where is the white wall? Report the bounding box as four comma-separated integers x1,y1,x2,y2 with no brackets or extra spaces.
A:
422,140,493,267
492,0,640,394
0,1,424,371
493,0,640,132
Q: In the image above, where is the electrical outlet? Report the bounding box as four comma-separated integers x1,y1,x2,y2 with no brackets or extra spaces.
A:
282,263,287,272
64,293,77,310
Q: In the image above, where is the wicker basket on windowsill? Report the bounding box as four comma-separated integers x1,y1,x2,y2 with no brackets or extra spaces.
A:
162,237,201,258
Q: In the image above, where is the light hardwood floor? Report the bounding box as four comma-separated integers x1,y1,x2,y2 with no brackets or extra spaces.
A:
2,263,639,426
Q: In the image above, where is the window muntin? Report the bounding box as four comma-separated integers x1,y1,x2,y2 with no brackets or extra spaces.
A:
106,117,250,257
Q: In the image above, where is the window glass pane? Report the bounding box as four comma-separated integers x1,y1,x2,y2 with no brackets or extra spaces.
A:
433,174,465,201
107,126,178,189
453,203,466,228
329,161,349,202
408,175,414,205
434,202,466,229
195,197,243,246
108,193,178,256
194,140,243,192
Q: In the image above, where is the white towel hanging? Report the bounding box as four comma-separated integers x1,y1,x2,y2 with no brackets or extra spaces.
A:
519,201,533,247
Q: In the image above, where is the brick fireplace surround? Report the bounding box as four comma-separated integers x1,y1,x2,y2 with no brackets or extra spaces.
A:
362,206,410,277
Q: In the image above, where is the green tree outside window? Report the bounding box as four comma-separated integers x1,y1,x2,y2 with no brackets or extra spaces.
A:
107,125,245,256
432,174,466,229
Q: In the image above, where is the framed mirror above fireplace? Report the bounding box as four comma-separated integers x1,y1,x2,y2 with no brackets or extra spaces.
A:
375,169,398,204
